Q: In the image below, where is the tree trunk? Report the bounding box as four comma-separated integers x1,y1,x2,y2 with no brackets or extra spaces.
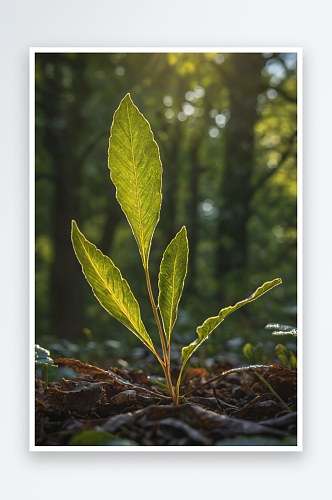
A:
185,140,201,293
216,54,264,287
37,54,88,338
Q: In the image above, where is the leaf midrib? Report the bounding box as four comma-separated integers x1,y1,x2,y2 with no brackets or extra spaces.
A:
169,240,179,337
126,99,146,268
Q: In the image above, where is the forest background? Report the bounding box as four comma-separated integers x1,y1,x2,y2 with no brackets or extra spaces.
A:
35,51,297,371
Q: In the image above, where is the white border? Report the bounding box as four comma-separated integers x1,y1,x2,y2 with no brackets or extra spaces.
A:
30,47,302,452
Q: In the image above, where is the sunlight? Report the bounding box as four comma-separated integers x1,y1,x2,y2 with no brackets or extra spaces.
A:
214,54,225,64
208,126,219,138
182,102,195,116
209,109,218,118
163,95,173,106
194,86,205,98
178,111,187,121
215,114,226,127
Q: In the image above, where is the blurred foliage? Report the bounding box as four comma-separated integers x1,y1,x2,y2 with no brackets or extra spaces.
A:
35,52,297,364
275,344,297,370
242,343,267,365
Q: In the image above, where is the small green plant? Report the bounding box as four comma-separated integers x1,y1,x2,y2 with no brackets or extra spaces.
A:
72,94,281,405
35,344,58,390
243,343,267,365
275,344,297,370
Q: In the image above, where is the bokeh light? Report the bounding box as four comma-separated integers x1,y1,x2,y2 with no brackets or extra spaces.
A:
182,102,195,116
163,95,173,106
115,65,125,76
214,54,225,64
208,126,219,138
178,111,187,121
194,86,205,98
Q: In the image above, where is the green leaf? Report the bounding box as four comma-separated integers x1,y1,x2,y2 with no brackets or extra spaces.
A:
68,430,139,446
243,343,264,364
35,358,57,367
108,93,162,269
71,220,155,353
275,344,297,370
35,344,51,359
35,344,57,366
158,226,189,344
181,278,282,368
243,343,254,361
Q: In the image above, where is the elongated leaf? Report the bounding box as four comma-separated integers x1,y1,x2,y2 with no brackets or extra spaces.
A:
108,93,162,269
181,278,282,367
71,220,155,352
158,226,189,344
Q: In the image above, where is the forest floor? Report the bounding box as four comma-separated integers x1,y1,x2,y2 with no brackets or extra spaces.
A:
35,355,297,447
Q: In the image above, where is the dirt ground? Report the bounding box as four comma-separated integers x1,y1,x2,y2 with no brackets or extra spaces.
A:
35,356,297,446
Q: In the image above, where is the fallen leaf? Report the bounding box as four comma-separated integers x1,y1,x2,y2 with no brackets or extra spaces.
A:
54,358,110,376
102,404,288,441
232,400,283,420
182,367,210,384
114,390,137,405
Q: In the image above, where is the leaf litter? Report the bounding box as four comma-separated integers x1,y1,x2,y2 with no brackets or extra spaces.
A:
35,356,297,446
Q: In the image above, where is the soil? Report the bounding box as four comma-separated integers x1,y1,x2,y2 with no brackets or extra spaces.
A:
35,358,297,447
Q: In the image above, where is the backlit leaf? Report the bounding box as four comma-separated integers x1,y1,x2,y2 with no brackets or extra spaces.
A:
71,220,155,353
35,344,51,359
35,344,57,367
275,344,297,370
243,343,265,364
108,93,162,269
158,226,189,344
181,279,282,368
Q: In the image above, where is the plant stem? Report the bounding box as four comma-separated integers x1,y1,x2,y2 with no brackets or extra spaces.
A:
175,365,185,405
152,350,166,370
145,266,176,404
164,366,176,404
145,266,168,362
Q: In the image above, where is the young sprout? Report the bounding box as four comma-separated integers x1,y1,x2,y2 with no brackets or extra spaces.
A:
71,94,282,405
35,344,58,391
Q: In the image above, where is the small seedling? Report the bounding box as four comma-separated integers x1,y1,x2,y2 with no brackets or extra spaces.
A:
243,343,267,365
275,344,297,370
35,344,58,390
72,94,282,405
